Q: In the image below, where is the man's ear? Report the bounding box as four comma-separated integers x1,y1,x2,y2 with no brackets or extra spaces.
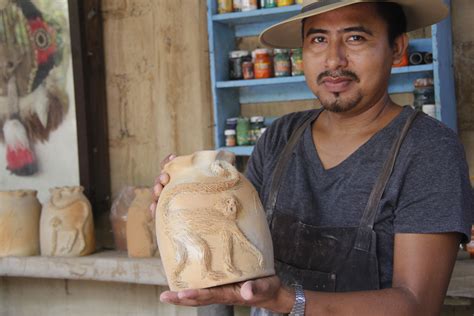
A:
392,33,409,65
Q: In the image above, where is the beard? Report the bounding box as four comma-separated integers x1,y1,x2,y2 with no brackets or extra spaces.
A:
320,91,363,113
316,69,362,113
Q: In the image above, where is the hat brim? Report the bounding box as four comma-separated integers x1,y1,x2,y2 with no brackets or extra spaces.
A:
259,0,449,48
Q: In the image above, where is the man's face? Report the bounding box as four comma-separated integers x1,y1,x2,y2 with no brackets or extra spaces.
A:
302,3,397,113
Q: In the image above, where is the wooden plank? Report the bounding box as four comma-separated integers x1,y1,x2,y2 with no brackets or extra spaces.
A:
102,0,214,198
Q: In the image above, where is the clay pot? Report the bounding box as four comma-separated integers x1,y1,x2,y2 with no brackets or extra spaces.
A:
0,190,41,257
110,186,136,251
40,186,95,257
155,150,275,291
127,188,158,258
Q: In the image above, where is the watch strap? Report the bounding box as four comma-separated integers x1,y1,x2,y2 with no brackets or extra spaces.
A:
289,284,305,316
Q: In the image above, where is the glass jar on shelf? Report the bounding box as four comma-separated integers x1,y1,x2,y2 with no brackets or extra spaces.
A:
242,0,258,11
273,49,291,77
217,0,233,13
291,48,304,76
229,50,251,80
236,117,250,146
277,0,294,6
253,48,273,79
413,78,434,111
224,129,237,147
250,116,265,144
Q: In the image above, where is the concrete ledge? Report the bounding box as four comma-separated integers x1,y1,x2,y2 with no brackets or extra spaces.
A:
447,258,474,299
0,250,168,286
0,251,473,299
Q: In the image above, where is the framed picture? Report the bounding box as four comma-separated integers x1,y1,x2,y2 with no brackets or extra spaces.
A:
0,0,110,212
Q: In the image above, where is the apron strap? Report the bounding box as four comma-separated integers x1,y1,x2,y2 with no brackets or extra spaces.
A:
355,110,419,251
266,110,322,224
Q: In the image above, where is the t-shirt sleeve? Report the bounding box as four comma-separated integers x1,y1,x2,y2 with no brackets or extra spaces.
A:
394,136,473,243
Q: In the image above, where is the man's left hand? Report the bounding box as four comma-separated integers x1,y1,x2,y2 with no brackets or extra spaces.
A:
160,275,293,313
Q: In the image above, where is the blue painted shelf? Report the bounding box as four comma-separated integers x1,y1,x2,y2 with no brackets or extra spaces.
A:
207,0,457,155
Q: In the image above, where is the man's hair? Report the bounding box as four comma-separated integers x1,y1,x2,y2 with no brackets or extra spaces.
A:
301,3,407,47
374,2,407,47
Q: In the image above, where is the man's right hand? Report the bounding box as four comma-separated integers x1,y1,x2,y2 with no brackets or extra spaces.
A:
149,154,176,218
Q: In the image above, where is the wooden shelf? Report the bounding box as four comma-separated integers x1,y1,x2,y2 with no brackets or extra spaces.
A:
212,5,301,25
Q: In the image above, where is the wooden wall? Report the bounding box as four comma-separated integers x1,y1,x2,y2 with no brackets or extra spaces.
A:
101,0,474,200
102,0,214,197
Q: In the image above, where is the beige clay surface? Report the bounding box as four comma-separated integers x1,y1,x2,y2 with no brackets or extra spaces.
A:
0,190,41,256
40,186,95,257
155,150,275,291
127,188,158,258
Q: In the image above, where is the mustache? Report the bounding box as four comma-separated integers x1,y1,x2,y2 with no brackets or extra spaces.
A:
317,70,360,84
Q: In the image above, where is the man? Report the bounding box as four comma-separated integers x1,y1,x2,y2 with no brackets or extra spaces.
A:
151,1,472,315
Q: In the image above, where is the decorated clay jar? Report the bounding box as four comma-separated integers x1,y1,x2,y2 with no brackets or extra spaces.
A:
155,150,275,291
40,186,95,257
127,187,158,258
0,190,41,256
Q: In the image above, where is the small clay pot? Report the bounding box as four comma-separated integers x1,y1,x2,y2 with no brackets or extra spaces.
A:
0,190,41,257
40,186,95,257
126,188,158,258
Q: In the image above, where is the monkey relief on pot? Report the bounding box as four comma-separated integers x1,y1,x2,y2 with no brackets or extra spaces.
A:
155,150,275,291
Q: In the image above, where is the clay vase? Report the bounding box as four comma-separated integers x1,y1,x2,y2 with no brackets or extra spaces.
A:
155,150,275,291
0,190,41,257
40,186,95,257
127,188,158,258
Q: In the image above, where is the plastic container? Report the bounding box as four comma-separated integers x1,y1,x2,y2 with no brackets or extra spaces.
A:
225,129,237,147
273,49,291,77
229,50,251,80
254,48,272,79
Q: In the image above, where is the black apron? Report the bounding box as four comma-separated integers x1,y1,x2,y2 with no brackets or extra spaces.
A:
251,109,418,316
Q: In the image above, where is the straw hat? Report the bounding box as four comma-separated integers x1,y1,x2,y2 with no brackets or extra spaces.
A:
259,0,449,48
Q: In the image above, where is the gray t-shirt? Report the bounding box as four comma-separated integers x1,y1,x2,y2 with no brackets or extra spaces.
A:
245,106,473,288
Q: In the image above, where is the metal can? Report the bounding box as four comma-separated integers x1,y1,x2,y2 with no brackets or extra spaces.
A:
229,50,251,80
264,0,277,8
242,61,254,80
273,49,291,77
217,0,233,13
291,48,304,76
277,0,294,6
242,0,257,11
253,48,272,79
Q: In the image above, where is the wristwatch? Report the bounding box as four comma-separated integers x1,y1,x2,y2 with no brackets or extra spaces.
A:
289,284,306,316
